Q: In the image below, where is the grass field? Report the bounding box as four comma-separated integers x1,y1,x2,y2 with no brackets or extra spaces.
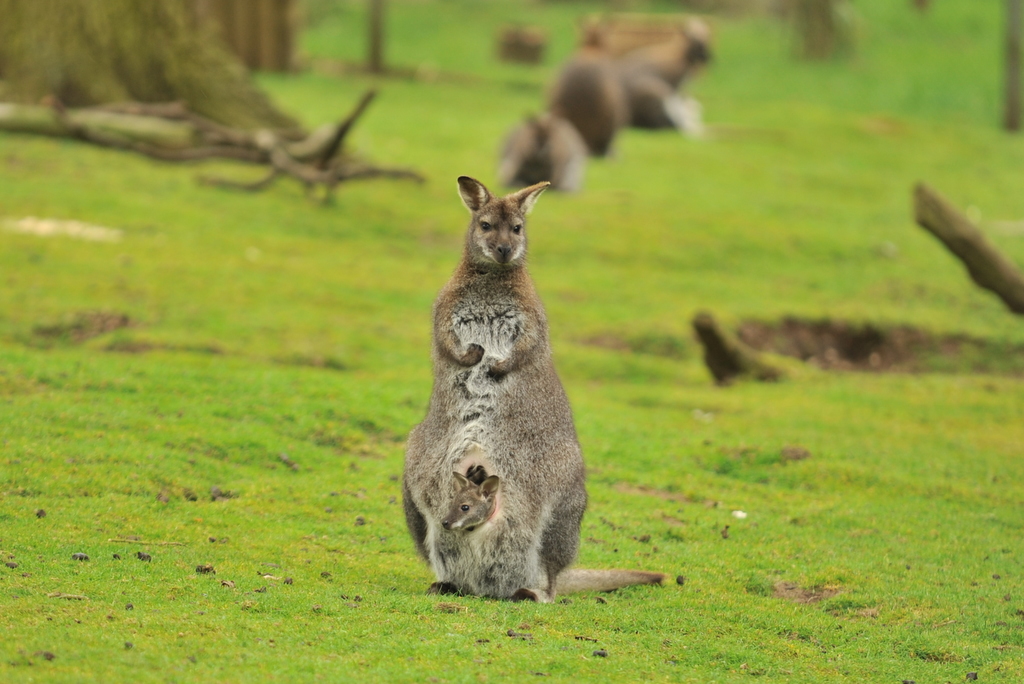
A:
2,0,1024,681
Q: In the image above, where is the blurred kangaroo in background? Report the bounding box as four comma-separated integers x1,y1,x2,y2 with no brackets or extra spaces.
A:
497,113,588,192
617,18,713,137
402,177,666,602
548,28,629,157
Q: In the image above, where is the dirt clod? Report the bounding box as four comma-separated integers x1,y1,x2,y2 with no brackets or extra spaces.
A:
593,649,608,657
966,673,978,681
156,491,169,503
676,575,686,585
112,553,121,560
993,574,1001,580
595,596,607,604
721,525,730,539
195,564,215,574
355,516,366,526
124,642,133,650
34,651,56,661
72,553,89,561
36,509,46,518
507,629,533,639
221,580,236,588
284,577,293,585
136,552,151,562
210,486,235,501
5,562,17,569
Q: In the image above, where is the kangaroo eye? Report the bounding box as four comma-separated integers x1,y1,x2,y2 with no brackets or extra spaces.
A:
480,221,491,231
461,505,470,511
513,225,522,234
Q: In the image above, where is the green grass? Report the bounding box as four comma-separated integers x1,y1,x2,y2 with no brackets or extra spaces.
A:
2,0,1024,681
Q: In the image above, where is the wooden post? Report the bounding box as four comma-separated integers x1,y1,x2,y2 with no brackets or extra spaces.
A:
368,0,385,74
1007,0,1023,132
914,183,1024,314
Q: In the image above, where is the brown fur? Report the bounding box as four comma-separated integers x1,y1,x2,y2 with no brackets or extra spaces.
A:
548,49,629,157
617,20,713,90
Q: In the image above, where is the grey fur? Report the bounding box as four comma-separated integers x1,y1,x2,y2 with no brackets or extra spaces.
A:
404,177,586,602
404,177,668,602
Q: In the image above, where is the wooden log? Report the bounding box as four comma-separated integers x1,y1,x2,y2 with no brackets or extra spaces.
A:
914,183,1024,314
0,103,199,148
692,311,785,384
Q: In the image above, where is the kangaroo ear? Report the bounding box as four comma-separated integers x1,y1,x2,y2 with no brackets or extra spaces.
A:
480,475,500,497
510,181,550,216
452,472,470,490
457,176,492,212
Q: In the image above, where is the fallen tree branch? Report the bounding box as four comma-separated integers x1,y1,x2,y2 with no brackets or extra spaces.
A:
914,183,1024,314
48,592,88,600
107,538,189,546
692,311,785,385
0,91,424,199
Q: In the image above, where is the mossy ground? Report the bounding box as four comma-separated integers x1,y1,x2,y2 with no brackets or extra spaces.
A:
2,1,1023,682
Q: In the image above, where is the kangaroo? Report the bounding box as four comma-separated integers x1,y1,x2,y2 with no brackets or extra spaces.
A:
616,65,705,136
617,19,713,91
548,31,629,157
403,176,667,602
497,113,588,192
442,471,501,533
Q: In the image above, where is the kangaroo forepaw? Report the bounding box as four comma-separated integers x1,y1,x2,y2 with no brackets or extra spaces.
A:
459,344,484,366
465,464,488,485
509,588,539,602
427,581,462,596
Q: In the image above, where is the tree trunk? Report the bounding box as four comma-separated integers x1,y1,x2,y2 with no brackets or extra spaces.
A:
1007,0,1023,132
914,183,1024,314
368,0,386,74
792,0,853,60
0,0,298,131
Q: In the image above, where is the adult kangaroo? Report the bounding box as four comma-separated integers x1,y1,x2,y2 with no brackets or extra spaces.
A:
402,176,665,602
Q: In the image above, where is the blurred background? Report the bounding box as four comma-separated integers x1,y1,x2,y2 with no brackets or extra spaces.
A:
2,2,1024,681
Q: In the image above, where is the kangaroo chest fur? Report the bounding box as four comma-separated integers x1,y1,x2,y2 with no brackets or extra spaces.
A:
447,294,523,441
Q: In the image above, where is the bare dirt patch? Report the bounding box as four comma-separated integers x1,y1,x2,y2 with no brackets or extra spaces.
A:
33,310,132,344
737,317,1024,374
773,582,840,604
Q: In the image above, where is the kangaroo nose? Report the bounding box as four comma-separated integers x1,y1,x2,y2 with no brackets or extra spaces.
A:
497,245,511,261
442,520,450,529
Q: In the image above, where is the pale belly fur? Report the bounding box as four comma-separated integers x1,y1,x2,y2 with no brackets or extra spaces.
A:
443,302,523,466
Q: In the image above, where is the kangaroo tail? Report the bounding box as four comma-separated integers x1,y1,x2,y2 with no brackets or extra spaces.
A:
555,568,667,594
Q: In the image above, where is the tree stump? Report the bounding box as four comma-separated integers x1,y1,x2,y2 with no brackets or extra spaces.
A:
692,311,785,385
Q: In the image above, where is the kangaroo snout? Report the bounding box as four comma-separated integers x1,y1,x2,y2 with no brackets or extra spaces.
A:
496,245,512,262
